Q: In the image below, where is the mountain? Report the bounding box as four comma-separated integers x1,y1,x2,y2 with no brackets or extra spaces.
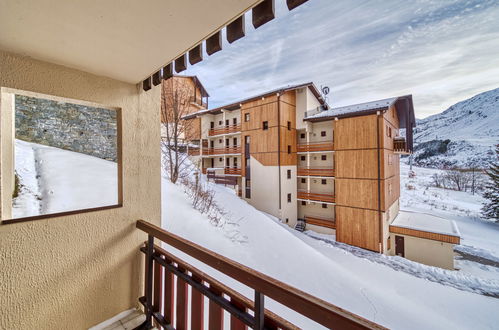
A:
408,88,499,168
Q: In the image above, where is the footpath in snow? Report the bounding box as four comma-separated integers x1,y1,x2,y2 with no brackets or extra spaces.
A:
162,173,499,330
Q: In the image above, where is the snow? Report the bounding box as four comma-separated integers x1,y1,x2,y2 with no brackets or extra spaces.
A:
391,210,460,237
162,172,499,329
13,139,118,217
306,96,397,119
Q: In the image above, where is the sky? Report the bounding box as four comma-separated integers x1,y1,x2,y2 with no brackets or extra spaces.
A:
182,0,499,119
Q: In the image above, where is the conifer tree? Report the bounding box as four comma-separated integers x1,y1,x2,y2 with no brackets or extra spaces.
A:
482,144,499,221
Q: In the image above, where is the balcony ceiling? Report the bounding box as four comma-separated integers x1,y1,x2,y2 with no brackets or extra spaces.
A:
0,0,261,84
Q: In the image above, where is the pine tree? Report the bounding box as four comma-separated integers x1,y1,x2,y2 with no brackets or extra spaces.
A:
482,144,499,221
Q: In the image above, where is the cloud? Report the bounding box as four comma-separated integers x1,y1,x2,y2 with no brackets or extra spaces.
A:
183,0,499,118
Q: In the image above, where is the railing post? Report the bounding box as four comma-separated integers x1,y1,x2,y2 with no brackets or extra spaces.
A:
145,235,154,327
254,291,264,329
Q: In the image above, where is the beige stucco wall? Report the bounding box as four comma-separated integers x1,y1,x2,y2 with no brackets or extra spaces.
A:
383,200,399,254
389,233,455,270
0,50,161,329
280,165,297,227
0,91,15,219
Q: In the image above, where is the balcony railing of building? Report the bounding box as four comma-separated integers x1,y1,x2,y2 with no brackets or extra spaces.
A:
208,124,241,136
136,220,383,329
187,148,200,156
297,141,334,153
393,137,411,154
202,146,242,155
224,167,242,176
297,167,335,177
297,190,335,203
304,215,336,229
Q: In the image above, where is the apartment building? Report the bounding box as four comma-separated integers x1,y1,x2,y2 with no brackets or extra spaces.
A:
185,85,461,269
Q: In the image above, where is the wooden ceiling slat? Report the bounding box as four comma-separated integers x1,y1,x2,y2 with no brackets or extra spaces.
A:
189,44,203,65
252,0,275,29
226,15,245,44
175,54,187,73
286,0,308,10
152,70,162,86
206,31,222,55
162,63,173,80
142,76,152,91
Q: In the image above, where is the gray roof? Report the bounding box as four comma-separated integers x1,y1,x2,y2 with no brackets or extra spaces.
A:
306,97,398,120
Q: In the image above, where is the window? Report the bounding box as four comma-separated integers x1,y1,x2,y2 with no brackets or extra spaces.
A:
287,121,291,130
210,121,214,129
287,169,291,179
285,218,289,223
389,127,392,137
262,121,268,130
219,120,222,125
245,179,251,199
219,158,223,161
233,137,237,146
225,139,229,146
301,201,306,206
321,131,326,137
233,118,237,125
300,156,306,161
219,139,222,143
245,113,250,122
301,178,306,184
321,155,327,161
287,193,292,203
300,133,305,139
234,158,238,167
226,158,230,166
287,145,291,154
322,179,327,185
210,141,214,148
387,237,391,250
225,119,229,126
322,204,327,209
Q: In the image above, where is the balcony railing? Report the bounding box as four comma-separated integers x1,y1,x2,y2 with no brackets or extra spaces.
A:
187,148,200,156
202,146,242,155
136,220,382,329
297,141,334,152
208,124,241,136
224,167,242,175
297,167,335,177
393,137,410,154
305,215,336,229
297,190,335,203
189,96,208,108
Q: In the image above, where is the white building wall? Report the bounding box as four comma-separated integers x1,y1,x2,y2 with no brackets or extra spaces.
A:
280,165,298,227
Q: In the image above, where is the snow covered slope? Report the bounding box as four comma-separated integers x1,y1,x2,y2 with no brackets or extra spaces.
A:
162,175,499,329
13,139,118,217
411,87,499,168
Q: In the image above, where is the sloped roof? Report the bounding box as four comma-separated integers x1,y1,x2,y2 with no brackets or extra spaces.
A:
182,82,325,119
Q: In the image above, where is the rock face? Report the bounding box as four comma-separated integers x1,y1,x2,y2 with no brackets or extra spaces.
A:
15,95,117,161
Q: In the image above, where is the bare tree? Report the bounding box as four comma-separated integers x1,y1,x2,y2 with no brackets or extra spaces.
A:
161,78,195,183
444,169,471,192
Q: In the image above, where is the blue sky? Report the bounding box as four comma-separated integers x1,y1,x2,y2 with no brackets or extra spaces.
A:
183,0,499,118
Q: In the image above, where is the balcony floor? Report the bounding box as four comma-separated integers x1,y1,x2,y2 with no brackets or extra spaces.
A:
90,309,156,330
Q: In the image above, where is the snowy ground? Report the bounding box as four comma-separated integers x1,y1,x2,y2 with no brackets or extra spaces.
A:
161,167,499,329
13,139,118,218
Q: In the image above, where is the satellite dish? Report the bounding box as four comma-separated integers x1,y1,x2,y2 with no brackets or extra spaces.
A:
322,86,330,95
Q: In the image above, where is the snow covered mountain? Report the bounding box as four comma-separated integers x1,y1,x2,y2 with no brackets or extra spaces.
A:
410,88,499,168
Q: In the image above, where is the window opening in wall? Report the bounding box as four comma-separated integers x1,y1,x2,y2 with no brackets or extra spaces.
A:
321,131,326,137
287,121,291,130
287,145,291,154
210,121,214,129
210,141,214,148
321,179,327,184
219,139,222,143
321,155,327,161
225,119,229,126
322,204,327,209
301,201,306,206
233,137,237,146
287,169,291,179
233,118,237,125
245,113,250,122
300,133,305,139
285,218,289,223
219,157,223,161
226,139,229,147
219,120,222,125
300,156,306,161
262,121,269,130
301,178,306,183
287,193,292,203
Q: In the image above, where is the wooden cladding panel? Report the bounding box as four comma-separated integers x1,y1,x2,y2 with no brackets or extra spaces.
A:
335,150,379,179
389,225,460,244
336,206,380,252
280,90,296,106
334,114,378,150
335,178,379,210
184,117,201,141
252,152,296,166
279,99,296,128
382,176,400,211
381,149,400,180
241,96,279,130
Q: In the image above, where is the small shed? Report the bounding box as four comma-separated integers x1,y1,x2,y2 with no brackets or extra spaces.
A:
389,211,460,269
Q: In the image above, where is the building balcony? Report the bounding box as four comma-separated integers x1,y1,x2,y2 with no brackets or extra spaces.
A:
187,147,200,156
189,96,208,109
297,167,335,177
297,190,335,203
305,215,336,229
297,141,334,153
393,137,411,154
208,124,241,136
136,220,379,329
202,146,242,155
224,167,242,175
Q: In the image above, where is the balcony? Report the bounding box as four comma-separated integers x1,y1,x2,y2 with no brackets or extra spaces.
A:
297,167,335,177
297,190,335,203
224,167,242,175
393,137,411,154
297,141,334,152
189,96,208,109
305,215,336,229
202,146,242,156
136,220,380,329
187,147,200,156
208,124,241,136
